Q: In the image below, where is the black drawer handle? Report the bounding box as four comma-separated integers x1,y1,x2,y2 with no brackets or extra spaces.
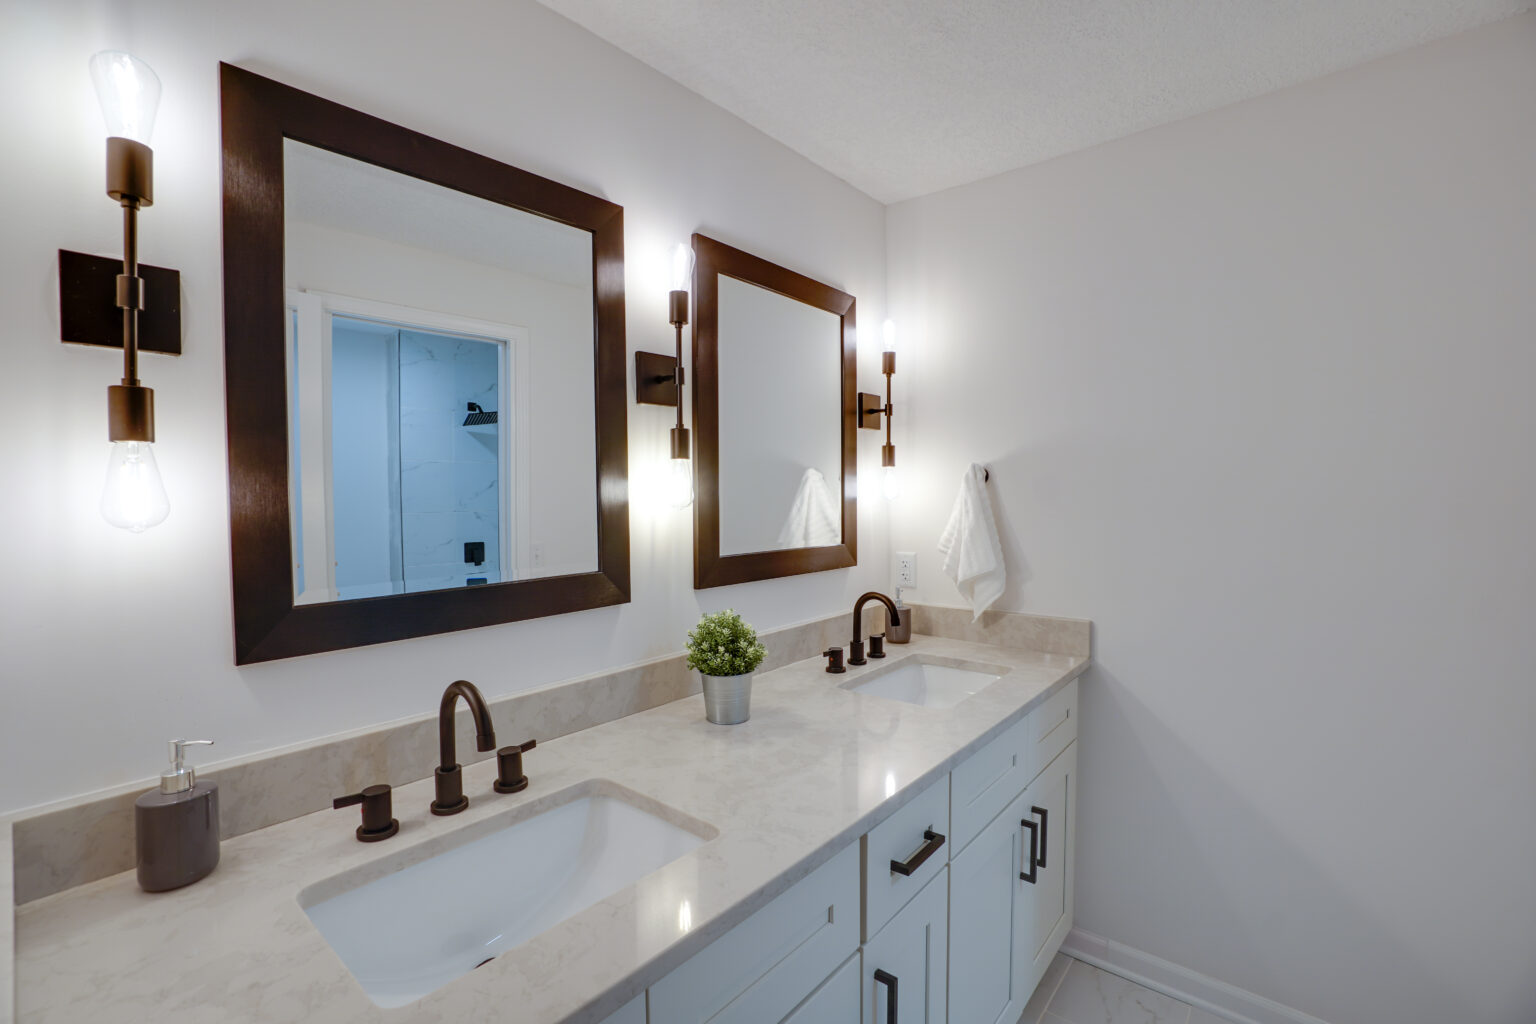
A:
1031,805,1049,868
1020,817,1038,884
873,968,898,1024
890,828,946,876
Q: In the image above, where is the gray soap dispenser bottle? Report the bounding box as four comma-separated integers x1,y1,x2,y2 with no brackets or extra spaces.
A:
135,739,221,892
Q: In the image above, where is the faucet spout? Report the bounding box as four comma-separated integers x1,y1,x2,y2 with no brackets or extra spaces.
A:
432,680,497,816
439,679,497,770
849,591,901,666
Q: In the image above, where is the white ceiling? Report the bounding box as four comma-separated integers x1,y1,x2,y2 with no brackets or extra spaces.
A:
536,0,1533,203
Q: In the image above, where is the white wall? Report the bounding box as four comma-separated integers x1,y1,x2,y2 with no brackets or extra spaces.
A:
0,0,888,815
888,16,1536,1024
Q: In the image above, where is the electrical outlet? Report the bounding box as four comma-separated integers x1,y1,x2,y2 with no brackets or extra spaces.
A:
896,551,916,588
531,543,546,568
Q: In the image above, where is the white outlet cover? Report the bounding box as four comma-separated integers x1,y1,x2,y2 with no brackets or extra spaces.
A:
896,551,916,587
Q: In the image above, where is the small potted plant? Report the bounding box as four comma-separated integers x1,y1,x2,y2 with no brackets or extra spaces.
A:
685,609,767,725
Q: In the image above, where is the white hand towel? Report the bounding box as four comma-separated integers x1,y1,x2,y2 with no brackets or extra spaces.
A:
777,468,841,549
938,464,1005,621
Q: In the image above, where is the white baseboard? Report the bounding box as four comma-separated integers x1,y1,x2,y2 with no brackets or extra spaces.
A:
1060,928,1333,1024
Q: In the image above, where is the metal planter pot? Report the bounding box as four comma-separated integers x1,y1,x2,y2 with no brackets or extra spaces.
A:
701,672,754,725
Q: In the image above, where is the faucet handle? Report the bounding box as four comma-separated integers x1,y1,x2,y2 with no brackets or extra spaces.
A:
334,784,399,842
823,647,846,674
869,634,886,659
494,739,537,794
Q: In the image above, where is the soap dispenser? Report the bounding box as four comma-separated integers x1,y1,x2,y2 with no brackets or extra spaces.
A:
135,739,221,892
887,587,912,644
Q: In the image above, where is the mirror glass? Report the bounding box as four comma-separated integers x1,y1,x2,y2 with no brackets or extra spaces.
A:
283,141,599,603
715,275,844,556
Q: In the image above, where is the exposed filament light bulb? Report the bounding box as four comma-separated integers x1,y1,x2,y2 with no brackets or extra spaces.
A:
667,457,694,511
881,465,901,502
671,243,695,292
882,318,897,353
89,50,161,145
101,441,170,532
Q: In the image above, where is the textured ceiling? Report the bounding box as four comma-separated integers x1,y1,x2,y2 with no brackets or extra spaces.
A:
536,0,1534,202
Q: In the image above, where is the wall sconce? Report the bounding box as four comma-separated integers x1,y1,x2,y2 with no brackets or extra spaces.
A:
635,242,695,510
59,51,182,532
859,319,899,500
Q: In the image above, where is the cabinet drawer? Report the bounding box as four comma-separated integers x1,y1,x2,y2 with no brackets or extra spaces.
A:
862,773,950,941
950,715,1032,855
783,952,862,1023
1030,680,1077,778
649,842,859,1024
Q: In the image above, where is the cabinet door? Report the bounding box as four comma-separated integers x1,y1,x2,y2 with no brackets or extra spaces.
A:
1016,741,1076,996
864,866,947,1024
949,791,1030,1024
782,952,861,1024
598,994,646,1024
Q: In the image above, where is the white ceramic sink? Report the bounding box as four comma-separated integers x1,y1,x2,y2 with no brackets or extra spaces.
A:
842,655,1009,709
299,780,714,1008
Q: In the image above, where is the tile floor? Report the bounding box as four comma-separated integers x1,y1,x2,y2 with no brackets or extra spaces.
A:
1022,954,1233,1024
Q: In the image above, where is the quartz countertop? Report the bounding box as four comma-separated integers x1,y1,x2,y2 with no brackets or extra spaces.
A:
14,636,1086,1024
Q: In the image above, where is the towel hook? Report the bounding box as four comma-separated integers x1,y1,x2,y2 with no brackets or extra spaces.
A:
983,467,990,482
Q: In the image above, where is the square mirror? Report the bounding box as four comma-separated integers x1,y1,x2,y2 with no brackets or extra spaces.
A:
220,65,628,663
691,234,857,588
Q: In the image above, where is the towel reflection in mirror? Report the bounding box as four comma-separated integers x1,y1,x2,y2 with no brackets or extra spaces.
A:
777,467,841,549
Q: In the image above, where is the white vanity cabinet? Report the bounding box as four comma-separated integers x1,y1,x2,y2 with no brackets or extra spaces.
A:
951,682,1078,1023
623,679,1077,1024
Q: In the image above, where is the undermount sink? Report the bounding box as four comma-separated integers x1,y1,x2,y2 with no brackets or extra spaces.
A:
299,779,715,1008
842,655,1010,709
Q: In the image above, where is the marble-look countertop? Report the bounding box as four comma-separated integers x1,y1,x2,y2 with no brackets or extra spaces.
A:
14,636,1086,1024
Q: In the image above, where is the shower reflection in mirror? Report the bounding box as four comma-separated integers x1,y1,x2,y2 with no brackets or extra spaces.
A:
285,294,530,603
278,137,601,608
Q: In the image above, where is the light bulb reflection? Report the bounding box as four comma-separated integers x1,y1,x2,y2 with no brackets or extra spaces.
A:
101,441,170,532
678,899,693,933
884,771,898,799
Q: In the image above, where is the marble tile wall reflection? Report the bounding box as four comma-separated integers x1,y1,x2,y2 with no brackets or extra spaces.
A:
398,331,502,591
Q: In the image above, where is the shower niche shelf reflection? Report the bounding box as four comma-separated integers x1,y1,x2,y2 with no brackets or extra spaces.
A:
221,65,628,663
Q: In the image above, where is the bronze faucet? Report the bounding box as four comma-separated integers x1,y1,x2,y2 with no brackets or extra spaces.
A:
431,680,497,816
849,592,901,666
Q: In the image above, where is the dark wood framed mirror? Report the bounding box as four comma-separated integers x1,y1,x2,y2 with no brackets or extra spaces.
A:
691,233,857,589
220,64,629,664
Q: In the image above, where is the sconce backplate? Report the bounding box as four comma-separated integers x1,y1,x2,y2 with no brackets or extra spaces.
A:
58,249,182,355
858,392,884,429
635,350,680,406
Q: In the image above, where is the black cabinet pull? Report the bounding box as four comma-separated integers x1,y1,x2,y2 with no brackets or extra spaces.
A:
1020,817,1039,883
890,828,946,876
1031,805,1049,868
873,968,898,1024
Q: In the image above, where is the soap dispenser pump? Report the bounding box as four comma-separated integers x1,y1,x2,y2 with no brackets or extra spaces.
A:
135,739,221,892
